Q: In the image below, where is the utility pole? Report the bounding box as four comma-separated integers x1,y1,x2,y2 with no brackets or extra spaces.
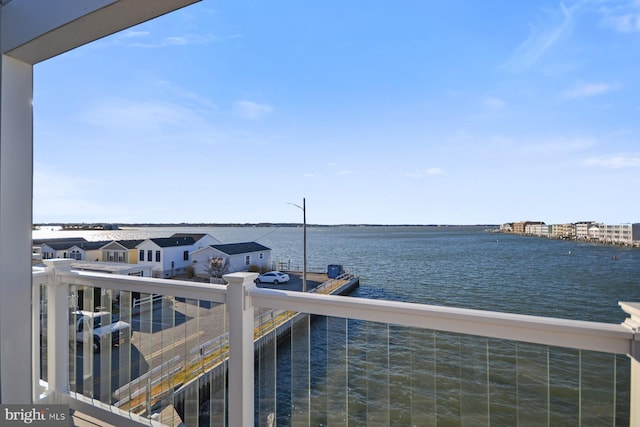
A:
302,197,307,292
288,198,307,292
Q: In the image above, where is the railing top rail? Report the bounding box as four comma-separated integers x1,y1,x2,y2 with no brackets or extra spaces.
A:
54,268,227,304
33,264,634,355
32,268,50,283
247,284,633,355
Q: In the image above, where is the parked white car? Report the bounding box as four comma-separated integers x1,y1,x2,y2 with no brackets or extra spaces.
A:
72,310,131,353
255,271,290,285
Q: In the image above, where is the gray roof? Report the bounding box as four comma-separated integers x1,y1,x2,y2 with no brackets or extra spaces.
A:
116,239,144,249
41,240,109,251
210,242,270,255
170,233,207,242
33,237,87,245
79,241,111,250
150,236,196,248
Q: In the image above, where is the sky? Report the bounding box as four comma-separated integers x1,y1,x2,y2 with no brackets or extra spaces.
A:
33,0,640,226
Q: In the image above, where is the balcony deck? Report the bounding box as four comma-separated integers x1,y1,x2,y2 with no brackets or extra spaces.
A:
71,410,117,427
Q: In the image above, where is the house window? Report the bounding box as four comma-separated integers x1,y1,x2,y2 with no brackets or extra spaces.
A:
183,250,189,261
147,250,152,262
259,253,263,259
139,250,144,261
156,251,161,262
245,255,250,266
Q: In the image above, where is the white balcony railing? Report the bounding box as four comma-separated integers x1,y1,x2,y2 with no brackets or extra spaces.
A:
35,259,640,426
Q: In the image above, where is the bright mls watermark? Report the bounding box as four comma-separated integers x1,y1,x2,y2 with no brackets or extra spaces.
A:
1,405,68,426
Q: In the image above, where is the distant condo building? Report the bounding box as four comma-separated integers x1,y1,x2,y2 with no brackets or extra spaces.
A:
510,221,544,234
501,220,640,246
575,221,594,240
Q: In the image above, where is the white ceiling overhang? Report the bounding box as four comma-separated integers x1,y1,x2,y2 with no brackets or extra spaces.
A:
1,0,200,64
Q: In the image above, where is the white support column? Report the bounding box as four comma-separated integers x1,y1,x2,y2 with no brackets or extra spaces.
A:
43,260,73,398
225,272,258,427
0,53,33,404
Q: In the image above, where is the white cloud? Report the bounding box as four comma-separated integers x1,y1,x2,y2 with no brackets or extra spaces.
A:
603,13,640,31
406,168,445,178
591,0,640,33
584,154,640,168
520,136,596,154
233,101,274,120
484,97,507,109
425,167,445,176
119,30,151,39
79,100,205,132
163,34,218,46
504,3,575,72
114,32,219,48
562,81,616,98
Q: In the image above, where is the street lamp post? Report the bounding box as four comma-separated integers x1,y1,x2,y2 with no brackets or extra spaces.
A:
288,198,307,292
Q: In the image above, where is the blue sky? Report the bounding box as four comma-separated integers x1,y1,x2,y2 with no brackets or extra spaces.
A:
33,0,640,225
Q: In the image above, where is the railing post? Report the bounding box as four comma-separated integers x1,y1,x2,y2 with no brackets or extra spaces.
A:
43,259,72,398
225,272,258,427
620,302,640,427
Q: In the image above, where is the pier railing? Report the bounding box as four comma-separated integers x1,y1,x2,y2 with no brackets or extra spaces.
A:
34,259,640,426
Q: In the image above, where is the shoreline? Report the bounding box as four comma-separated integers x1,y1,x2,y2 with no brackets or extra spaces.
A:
496,230,640,249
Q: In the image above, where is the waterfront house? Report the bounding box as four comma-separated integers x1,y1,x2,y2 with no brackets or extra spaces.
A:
100,239,144,263
135,233,220,278
136,236,196,278
34,237,87,260
191,242,272,278
33,238,108,261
